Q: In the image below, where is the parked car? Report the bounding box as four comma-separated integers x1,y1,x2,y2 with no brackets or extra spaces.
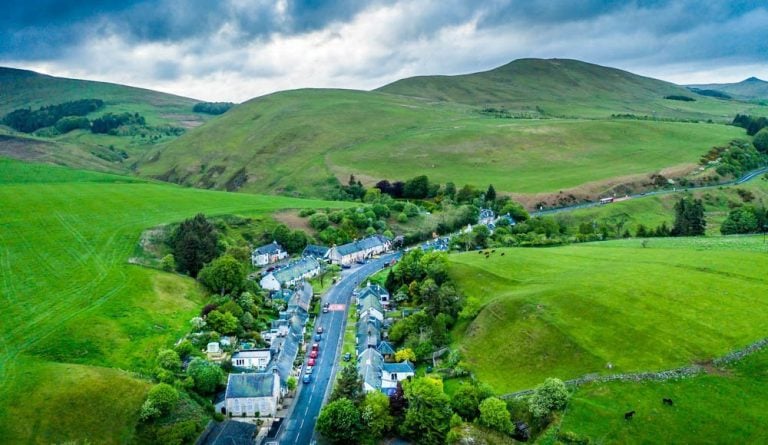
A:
317,326,324,334
312,343,319,351
343,352,352,361
305,366,313,375
341,264,351,269
308,358,316,366
322,302,330,313
309,350,318,359
303,374,311,384
314,334,321,341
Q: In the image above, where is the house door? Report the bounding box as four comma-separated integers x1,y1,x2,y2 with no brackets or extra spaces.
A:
221,407,226,415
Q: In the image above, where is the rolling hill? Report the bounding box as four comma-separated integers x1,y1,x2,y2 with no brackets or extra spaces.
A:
0,67,214,172
689,77,768,101
138,59,764,199
0,159,341,444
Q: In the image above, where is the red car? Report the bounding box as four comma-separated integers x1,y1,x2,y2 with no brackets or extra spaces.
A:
309,350,318,359
308,358,316,366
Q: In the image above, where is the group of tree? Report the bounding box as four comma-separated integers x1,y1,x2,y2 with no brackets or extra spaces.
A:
733,114,768,136
721,205,767,235
168,213,220,277
672,196,706,236
193,102,234,115
664,95,696,102
91,112,146,134
2,98,103,133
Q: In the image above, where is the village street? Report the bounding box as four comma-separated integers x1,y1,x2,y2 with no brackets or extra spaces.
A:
277,252,401,445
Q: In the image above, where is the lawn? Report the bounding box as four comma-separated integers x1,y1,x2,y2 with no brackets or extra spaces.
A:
447,239,768,394
552,347,768,444
0,158,346,444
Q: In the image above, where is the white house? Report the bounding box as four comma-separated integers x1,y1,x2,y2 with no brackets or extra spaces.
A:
381,361,415,391
358,282,390,307
231,349,272,371
252,241,288,267
358,294,384,322
479,208,495,226
260,257,321,291
326,235,392,266
224,371,281,417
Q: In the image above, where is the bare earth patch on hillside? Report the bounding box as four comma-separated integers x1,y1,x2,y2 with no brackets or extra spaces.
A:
274,210,314,232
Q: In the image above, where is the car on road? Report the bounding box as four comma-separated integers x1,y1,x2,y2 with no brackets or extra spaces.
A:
322,302,329,313
305,366,313,375
303,374,311,384
343,352,351,361
309,350,318,359
312,343,319,351
341,263,351,269
308,358,316,366
314,333,321,341
317,326,324,334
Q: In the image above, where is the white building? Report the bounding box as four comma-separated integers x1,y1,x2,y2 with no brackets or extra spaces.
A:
260,257,321,291
231,349,272,371
358,294,384,322
251,241,288,267
326,235,392,266
381,361,415,391
224,371,281,417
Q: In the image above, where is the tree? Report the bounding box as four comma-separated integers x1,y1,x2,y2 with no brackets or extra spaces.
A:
316,398,362,444
401,377,452,445
389,380,407,418
500,201,530,222
198,255,245,296
754,128,768,153
330,365,363,405
170,214,218,277
146,383,179,415
287,376,297,392
444,182,457,200
478,397,513,434
451,385,481,421
309,213,330,230
528,378,569,419
485,184,497,203
404,175,430,199
205,310,238,335
672,197,706,236
395,348,417,363
721,207,759,234
160,254,176,272
157,349,182,372
362,391,394,440
187,358,224,394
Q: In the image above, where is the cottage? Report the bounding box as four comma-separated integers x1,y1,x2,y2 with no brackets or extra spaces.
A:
260,257,321,291
358,348,384,393
224,371,281,417
251,241,288,267
381,361,415,390
479,208,495,225
358,282,390,307
302,244,329,260
356,313,381,356
377,341,396,360
326,235,392,266
358,294,384,322
231,349,272,371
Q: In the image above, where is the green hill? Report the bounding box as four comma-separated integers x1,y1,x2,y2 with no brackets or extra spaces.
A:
689,77,768,101
377,58,762,118
447,237,768,393
0,158,340,444
0,67,214,172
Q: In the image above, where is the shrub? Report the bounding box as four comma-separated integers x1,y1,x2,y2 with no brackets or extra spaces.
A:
754,128,768,153
146,383,179,415
528,378,569,418
157,349,182,371
478,396,513,434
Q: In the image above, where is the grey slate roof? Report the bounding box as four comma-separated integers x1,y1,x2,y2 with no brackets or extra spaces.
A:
225,372,276,398
358,284,388,301
359,294,382,314
254,241,284,255
377,341,396,355
231,349,271,359
358,348,383,390
383,361,415,374
335,235,390,256
272,309,307,387
356,314,381,355
303,244,329,259
273,257,320,284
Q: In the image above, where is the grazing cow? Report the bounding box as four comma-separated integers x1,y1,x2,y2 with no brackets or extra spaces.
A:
663,398,674,406
501,252,505,256
624,410,636,420
478,251,483,254
491,249,496,253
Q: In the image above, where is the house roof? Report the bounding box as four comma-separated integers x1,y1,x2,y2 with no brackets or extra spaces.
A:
302,244,329,258
254,241,283,255
272,309,307,386
356,316,380,355
358,284,388,300
288,284,312,313
383,361,415,374
232,349,271,359
359,294,382,314
358,348,383,390
334,235,391,256
225,372,276,399
377,341,396,355
272,257,320,284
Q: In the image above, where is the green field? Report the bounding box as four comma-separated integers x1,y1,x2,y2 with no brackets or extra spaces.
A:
0,158,343,444
139,88,749,197
553,347,768,444
447,238,768,394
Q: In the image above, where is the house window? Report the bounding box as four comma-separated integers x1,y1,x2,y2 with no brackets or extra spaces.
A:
391,373,397,380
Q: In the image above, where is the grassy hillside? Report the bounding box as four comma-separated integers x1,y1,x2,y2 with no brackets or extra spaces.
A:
377,58,765,119
554,347,768,444
138,87,748,197
689,77,768,101
0,67,213,172
0,158,342,444
447,237,768,394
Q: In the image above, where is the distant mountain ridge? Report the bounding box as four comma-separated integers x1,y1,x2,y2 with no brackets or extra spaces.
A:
688,77,768,101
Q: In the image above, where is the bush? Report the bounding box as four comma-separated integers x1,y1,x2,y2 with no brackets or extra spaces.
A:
478,397,513,434
397,213,409,223
157,349,182,371
146,383,179,415
309,213,330,230
528,378,569,418
55,116,90,133
754,128,768,153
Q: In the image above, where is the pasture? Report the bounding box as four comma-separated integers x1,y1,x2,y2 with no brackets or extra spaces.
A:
0,158,342,443
447,239,768,393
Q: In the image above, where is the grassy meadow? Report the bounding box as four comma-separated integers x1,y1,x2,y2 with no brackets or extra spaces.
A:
0,158,344,444
447,238,768,394
551,346,768,444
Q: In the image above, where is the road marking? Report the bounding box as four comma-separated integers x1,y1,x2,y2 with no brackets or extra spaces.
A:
328,304,346,311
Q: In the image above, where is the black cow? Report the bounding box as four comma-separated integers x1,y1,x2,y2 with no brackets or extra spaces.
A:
624,410,636,420
501,252,505,256
663,398,674,406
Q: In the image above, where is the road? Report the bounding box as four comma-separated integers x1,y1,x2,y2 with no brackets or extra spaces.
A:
531,165,768,217
277,252,401,445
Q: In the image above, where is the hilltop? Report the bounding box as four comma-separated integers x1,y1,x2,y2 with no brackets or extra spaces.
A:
137,58,763,198
0,67,214,172
688,76,768,101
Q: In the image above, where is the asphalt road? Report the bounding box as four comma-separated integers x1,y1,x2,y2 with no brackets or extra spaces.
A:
277,252,401,445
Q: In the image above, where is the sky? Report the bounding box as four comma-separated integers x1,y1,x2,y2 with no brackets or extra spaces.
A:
1,0,767,102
